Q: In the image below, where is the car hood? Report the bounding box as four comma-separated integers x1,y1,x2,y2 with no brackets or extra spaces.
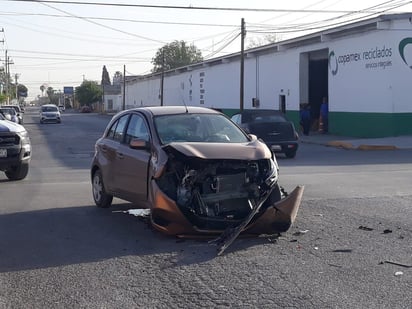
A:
163,138,272,160
0,120,25,133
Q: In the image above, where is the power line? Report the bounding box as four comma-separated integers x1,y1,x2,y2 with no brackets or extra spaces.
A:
4,0,386,13
0,11,239,28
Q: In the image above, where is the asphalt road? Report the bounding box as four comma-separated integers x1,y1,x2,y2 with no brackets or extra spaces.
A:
0,108,411,308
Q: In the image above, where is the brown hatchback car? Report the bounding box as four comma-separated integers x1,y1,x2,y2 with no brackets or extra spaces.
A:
91,106,303,251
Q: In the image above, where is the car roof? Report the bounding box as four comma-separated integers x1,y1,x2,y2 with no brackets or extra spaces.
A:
117,106,221,117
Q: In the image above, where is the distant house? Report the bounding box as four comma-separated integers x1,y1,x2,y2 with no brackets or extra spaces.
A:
102,84,122,112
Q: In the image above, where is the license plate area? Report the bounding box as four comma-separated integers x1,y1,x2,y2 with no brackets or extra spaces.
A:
0,148,7,158
271,145,282,151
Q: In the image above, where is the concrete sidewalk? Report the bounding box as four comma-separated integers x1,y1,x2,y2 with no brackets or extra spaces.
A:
299,133,412,150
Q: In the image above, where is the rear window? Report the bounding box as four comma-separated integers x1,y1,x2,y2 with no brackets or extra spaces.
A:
42,106,58,112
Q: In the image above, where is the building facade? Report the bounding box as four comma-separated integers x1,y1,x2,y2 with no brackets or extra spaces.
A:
124,14,412,138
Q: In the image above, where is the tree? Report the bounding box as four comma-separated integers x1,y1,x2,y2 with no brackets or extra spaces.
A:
40,84,46,96
247,34,279,48
17,84,28,98
101,65,111,86
112,71,123,86
75,80,102,106
151,40,203,73
46,86,59,105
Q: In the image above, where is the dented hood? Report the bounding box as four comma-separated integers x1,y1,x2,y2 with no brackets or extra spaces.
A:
163,138,272,160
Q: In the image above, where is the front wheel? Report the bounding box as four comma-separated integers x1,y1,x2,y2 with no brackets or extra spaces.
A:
92,169,113,208
5,163,29,181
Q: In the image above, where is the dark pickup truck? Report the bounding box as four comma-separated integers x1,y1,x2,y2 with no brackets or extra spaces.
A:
231,109,299,158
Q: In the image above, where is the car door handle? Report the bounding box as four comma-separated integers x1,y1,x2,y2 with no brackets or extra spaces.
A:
116,152,124,159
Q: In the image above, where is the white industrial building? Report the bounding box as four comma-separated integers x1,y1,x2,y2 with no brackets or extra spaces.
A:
116,13,412,138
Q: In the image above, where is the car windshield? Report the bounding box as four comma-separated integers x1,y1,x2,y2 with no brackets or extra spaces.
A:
0,108,16,115
245,113,287,123
154,113,249,144
42,106,58,112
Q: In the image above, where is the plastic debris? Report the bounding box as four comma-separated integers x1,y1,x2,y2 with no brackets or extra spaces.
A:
380,260,412,268
394,271,404,276
113,209,151,217
293,230,309,236
359,225,373,231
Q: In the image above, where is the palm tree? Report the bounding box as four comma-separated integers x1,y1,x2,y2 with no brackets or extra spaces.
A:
40,84,46,97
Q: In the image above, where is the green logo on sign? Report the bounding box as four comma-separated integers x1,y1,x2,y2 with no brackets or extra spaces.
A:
328,51,338,76
399,38,412,68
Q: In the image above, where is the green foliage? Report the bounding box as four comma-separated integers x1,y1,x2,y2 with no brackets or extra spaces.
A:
151,40,203,73
0,93,7,103
46,87,59,105
247,34,279,48
75,80,102,106
17,84,28,98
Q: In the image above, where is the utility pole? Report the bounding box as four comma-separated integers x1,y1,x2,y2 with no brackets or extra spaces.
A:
160,49,165,106
15,73,19,99
240,18,246,111
122,64,126,110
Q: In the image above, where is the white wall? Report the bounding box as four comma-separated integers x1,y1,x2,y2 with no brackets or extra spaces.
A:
327,19,412,113
125,16,412,114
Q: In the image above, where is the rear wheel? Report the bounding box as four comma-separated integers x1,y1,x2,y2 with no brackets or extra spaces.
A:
5,163,29,181
92,169,113,208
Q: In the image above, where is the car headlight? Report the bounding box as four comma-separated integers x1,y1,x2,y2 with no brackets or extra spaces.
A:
265,157,279,186
19,131,31,145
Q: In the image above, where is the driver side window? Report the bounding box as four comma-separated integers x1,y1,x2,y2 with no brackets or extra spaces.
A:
125,114,150,144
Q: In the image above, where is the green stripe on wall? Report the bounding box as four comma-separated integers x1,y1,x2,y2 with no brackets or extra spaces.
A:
330,112,412,137
225,109,412,138
287,111,412,138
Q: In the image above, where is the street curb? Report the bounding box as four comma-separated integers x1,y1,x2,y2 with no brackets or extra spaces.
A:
327,141,398,150
357,145,398,150
327,141,354,149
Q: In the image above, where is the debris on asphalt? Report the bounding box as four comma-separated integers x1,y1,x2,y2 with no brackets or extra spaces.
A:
113,209,151,217
293,229,309,236
379,260,412,268
394,271,404,276
383,229,393,234
332,249,353,253
358,225,374,231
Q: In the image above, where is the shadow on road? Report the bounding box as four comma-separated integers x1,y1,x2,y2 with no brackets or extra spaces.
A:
0,203,273,272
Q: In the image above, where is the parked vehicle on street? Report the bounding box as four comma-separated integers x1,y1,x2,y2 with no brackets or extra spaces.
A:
0,107,19,124
0,117,31,180
81,105,91,113
1,105,24,124
40,104,61,124
231,109,299,158
91,106,303,253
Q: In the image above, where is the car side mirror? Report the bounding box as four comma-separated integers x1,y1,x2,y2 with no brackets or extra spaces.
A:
130,138,150,150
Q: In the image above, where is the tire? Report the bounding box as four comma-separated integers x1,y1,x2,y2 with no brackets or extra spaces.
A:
285,151,296,158
5,163,29,181
92,169,113,208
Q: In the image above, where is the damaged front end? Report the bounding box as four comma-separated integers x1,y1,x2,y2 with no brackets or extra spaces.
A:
149,141,303,244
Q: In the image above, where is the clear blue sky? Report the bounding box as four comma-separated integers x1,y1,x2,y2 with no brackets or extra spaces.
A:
1,0,412,101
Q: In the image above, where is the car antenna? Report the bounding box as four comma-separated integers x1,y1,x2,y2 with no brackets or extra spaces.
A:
181,94,189,113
